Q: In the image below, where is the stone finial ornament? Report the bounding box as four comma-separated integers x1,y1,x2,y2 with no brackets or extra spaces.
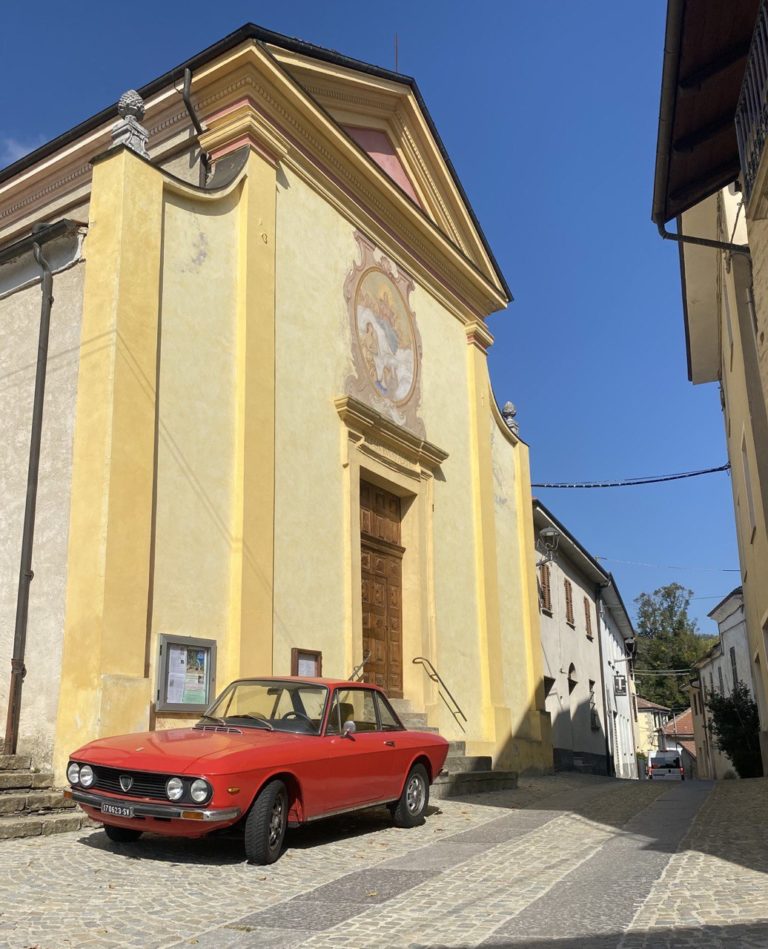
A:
502,401,519,436
110,89,149,157
117,89,146,121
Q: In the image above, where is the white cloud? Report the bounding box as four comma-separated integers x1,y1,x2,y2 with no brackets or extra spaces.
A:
0,135,46,168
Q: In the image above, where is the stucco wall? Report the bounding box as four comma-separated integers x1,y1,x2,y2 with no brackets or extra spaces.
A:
600,608,637,779
151,187,240,727
0,262,84,765
539,553,606,765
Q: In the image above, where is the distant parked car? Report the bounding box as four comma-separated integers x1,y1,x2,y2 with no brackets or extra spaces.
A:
646,751,685,781
65,677,448,864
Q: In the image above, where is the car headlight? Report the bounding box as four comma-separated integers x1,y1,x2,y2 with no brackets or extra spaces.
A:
79,765,95,788
67,762,80,785
166,777,184,801
189,779,210,803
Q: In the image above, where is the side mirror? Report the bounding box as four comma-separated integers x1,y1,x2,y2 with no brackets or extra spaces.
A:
342,720,357,739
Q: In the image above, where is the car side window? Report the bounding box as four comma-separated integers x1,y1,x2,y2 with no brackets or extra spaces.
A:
375,693,403,731
330,689,379,732
326,695,342,736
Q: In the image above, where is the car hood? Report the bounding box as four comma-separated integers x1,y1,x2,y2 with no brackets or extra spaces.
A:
71,727,307,774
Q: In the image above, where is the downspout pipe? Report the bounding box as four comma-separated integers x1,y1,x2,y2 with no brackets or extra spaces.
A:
595,585,614,777
182,67,209,188
657,219,748,254
4,228,58,755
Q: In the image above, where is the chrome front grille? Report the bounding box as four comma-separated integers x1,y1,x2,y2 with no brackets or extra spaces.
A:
90,765,169,800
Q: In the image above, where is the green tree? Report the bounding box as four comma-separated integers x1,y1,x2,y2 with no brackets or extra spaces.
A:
634,583,716,709
706,682,763,778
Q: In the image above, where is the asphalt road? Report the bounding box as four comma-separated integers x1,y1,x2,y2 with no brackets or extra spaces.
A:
1,774,767,948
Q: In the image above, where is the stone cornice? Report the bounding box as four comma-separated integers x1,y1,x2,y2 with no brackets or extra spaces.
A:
0,38,508,319
335,396,448,473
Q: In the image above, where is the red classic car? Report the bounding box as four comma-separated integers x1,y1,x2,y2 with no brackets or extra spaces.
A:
65,677,448,863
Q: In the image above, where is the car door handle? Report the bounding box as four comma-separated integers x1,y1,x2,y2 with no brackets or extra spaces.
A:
384,740,396,747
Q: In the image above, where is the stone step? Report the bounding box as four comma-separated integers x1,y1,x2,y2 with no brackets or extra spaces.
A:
0,788,76,816
399,711,428,728
444,755,493,774
447,740,466,756
0,755,32,772
389,698,413,716
430,770,518,800
0,810,91,842
0,771,54,791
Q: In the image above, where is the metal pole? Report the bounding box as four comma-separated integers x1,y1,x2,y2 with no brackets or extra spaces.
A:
4,240,54,755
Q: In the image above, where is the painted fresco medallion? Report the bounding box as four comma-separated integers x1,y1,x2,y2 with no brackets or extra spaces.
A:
344,233,424,434
355,269,416,405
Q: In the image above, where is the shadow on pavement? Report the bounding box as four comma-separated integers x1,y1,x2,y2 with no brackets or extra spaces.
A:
76,803,445,864
479,919,768,947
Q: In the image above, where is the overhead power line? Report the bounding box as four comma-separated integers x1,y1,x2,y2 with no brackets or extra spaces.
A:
532,462,730,489
595,555,740,573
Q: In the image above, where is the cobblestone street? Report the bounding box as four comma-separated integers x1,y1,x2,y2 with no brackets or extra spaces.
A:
1,774,767,948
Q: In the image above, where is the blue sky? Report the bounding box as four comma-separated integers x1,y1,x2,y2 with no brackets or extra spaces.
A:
1,1,740,632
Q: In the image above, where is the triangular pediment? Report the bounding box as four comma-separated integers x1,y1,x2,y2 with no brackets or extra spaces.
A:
269,46,506,301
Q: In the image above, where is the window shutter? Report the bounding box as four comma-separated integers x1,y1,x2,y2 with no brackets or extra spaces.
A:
565,579,574,626
584,597,593,637
539,564,552,612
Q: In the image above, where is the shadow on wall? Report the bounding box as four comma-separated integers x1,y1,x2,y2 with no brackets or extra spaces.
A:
549,693,609,776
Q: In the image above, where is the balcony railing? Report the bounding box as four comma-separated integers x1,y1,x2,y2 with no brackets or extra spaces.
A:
736,1,768,202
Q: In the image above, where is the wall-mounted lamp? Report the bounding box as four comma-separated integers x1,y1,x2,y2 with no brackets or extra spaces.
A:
536,526,560,567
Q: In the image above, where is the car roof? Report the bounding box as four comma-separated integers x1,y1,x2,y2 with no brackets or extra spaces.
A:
228,676,385,691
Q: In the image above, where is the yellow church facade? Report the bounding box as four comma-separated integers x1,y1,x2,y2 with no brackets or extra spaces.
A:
0,27,551,781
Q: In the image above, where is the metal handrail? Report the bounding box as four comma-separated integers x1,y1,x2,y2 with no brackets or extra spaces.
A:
412,656,467,733
348,651,371,682
736,0,768,202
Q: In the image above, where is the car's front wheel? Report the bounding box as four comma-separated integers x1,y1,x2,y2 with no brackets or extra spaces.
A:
103,824,142,843
391,763,429,828
245,779,288,864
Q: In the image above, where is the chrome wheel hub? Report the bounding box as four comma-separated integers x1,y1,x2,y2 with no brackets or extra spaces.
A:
269,797,284,847
406,774,426,814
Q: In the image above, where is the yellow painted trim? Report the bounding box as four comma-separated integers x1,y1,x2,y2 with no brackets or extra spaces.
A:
54,148,164,780
230,148,278,679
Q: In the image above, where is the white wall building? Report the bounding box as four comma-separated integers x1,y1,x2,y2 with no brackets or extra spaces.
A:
533,501,637,777
691,588,757,779
600,582,639,779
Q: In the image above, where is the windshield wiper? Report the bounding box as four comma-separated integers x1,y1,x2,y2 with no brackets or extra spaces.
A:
236,714,274,731
198,714,226,725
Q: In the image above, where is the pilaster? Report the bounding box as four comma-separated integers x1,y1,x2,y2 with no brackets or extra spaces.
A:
54,147,164,779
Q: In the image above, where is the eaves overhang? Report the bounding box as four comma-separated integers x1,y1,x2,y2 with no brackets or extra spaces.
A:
532,499,609,587
0,22,510,303
652,0,759,226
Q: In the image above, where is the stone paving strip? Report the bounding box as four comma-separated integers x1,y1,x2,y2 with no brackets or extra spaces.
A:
0,789,514,949
0,775,710,949
285,782,670,948
621,778,768,949
482,782,711,947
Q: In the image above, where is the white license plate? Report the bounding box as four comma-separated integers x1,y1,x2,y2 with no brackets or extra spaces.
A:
101,802,134,818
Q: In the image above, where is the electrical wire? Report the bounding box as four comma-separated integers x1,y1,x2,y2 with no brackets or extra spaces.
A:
595,556,739,573
532,462,730,489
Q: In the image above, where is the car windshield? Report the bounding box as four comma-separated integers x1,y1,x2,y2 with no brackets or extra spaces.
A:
203,680,328,735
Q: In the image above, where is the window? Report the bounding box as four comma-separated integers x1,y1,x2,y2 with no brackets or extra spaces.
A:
693,692,699,716
722,278,734,373
543,676,556,698
718,666,725,695
327,688,378,734
584,597,593,638
539,564,552,613
564,579,574,627
742,431,757,540
291,648,322,676
730,646,739,691
589,680,600,730
375,693,403,732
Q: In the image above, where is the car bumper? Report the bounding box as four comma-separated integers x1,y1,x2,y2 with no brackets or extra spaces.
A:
64,788,241,822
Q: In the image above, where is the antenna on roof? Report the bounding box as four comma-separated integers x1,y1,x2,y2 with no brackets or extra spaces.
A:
395,33,399,73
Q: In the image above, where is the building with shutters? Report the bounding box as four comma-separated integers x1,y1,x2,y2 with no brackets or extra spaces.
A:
533,501,637,776
652,0,768,770
689,587,758,778
0,25,552,781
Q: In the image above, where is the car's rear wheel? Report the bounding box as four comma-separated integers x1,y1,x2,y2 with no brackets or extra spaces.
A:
244,779,288,864
103,824,142,843
391,763,429,828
